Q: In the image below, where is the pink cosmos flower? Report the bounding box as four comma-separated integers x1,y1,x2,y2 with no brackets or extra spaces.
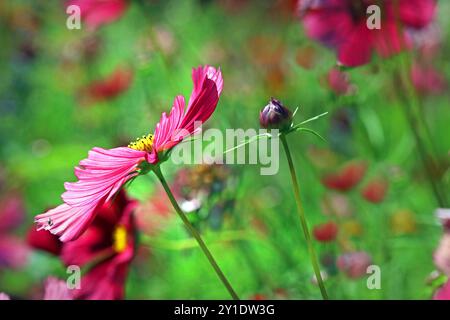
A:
35,65,222,243
297,0,437,66
66,0,128,30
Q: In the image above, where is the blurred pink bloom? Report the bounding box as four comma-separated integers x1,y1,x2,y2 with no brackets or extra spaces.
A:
0,293,10,300
434,280,450,300
66,0,128,29
0,194,29,269
337,251,372,278
35,65,223,242
297,0,437,66
326,67,355,95
434,233,450,277
411,62,447,96
43,277,73,300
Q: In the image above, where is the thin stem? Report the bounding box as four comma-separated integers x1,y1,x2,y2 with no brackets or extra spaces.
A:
397,56,448,207
280,135,329,300
152,166,240,300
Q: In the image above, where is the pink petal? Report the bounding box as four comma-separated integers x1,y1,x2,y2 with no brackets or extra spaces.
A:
34,147,145,242
149,66,223,163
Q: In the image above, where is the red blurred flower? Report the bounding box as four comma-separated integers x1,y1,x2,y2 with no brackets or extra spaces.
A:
313,221,338,242
337,251,372,278
361,178,388,203
297,0,437,67
82,67,133,104
66,0,128,30
321,161,366,191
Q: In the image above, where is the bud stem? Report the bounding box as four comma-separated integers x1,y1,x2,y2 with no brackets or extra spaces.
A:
280,135,329,300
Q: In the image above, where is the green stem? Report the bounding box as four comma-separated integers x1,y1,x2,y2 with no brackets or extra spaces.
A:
397,56,448,207
280,135,329,300
152,166,240,300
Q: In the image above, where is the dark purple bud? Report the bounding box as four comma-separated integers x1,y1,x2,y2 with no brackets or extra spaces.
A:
259,98,293,130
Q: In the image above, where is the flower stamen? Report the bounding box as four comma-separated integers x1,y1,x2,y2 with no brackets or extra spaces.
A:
113,225,127,253
128,134,154,152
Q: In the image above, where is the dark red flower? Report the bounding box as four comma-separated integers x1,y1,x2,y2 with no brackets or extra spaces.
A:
313,221,338,242
361,178,388,203
297,0,437,66
82,67,133,104
321,161,366,191
31,190,137,300
27,228,62,256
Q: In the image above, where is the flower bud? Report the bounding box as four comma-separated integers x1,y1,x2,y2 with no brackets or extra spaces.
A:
259,98,292,130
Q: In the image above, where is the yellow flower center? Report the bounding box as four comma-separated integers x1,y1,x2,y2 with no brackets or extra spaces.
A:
113,225,128,253
128,134,154,152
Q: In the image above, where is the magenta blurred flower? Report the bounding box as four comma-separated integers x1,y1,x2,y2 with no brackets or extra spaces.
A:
434,280,450,300
43,277,73,300
0,194,29,269
326,67,355,95
337,251,372,278
411,62,447,96
0,293,9,300
297,0,437,66
66,0,128,29
35,65,223,242
434,233,450,277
